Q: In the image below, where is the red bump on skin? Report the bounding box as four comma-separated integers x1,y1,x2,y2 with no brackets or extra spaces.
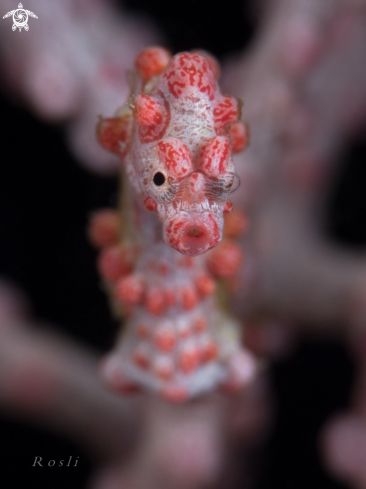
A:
226,121,249,153
163,52,217,100
157,137,193,177
201,340,218,363
179,345,201,374
195,274,216,297
213,95,240,134
224,210,248,238
200,136,231,177
181,286,199,310
96,114,133,158
223,202,233,214
145,288,165,316
143,197,158,212
135,46,171,83
194,316,208,333
88,209,120,248
154,328,176,353
137,91,171,144
97,246,132,282
192,50,220,79
207,239,243,279
134,94,165,126
115,275,144,306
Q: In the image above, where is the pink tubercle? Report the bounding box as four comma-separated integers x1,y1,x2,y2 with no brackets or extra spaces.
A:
178,344,201,374
88,208,120,248
225,121,249,154
164,289,176,307
145,288,166,316
201,339,219,363
157,137,193,177
97,246,132,282
154,328,176,353
193,316,208,333
223,210,248,238
115,275,144,306
213,95,240,134
137,92,171,144
223,202,233,214
162,52,217,101
134,94,165,126
200,136,231,177
135,46,171,83
195,274,216,298
97,114,133,158
143,197,158,212
180,286,199,311
207,239,243,279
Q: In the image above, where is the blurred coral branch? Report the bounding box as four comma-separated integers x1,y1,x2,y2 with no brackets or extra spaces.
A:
226,0,366,330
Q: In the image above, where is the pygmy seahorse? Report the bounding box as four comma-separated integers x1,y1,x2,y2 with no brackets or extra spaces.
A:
89,47,255,401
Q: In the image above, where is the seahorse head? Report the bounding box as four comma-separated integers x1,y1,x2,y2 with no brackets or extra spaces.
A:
97,48,248,257
140,133,238,256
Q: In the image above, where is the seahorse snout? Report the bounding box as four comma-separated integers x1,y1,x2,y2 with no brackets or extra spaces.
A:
163,213,222,256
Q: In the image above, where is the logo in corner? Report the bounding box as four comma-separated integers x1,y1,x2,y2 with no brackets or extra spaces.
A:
3,3,38,31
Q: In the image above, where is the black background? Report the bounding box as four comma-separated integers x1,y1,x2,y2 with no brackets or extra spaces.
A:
0,0,364,487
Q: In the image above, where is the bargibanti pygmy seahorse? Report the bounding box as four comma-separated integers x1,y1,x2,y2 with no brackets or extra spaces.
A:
89,47,256,401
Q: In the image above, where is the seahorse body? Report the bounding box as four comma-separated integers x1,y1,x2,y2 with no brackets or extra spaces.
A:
93,47,254,401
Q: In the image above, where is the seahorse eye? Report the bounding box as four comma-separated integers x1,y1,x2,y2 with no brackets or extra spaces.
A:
153,172,166,186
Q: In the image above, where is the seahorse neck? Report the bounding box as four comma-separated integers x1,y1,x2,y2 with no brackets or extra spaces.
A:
118,167,164,251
